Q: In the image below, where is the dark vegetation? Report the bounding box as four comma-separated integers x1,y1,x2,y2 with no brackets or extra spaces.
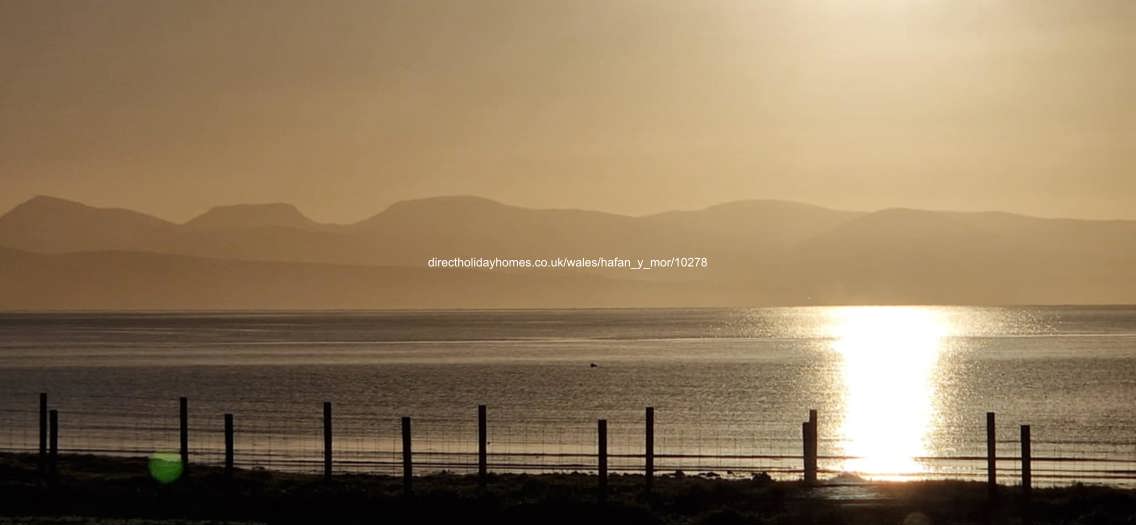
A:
3,453,1136,524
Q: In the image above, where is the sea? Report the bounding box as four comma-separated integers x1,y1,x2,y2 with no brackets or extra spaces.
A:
1,306,1134,484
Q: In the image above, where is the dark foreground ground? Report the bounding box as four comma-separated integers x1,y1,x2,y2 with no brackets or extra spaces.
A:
1,453,1134,525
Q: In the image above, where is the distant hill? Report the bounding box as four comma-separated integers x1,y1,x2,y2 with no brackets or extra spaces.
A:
0,248,718,310
0,196,177,253
0,195,861,271
0,195,1134,308
184,203,323,231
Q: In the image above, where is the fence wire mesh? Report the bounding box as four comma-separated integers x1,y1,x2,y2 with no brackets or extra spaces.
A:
1,393,1134,487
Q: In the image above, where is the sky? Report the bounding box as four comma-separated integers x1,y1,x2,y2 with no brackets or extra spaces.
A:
1,0,1133,223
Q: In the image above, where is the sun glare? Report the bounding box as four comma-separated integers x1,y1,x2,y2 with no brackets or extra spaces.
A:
827,306,948,479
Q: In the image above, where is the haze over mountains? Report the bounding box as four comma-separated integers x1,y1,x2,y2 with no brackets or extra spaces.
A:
0,195,1133,309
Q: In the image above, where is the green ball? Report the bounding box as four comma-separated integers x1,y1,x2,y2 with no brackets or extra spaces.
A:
148,452,184,484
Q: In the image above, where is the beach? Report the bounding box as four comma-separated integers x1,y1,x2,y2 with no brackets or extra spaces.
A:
3,452,1136,524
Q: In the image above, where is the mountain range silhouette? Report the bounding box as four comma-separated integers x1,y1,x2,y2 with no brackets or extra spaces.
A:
1,195,1133,309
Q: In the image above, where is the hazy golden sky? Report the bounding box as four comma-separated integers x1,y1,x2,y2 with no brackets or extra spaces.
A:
1,0,1133,223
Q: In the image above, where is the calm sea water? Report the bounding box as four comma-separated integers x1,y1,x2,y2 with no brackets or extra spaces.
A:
1,306,1134,482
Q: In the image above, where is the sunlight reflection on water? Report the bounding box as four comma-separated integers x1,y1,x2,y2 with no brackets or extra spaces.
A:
828,306,949,478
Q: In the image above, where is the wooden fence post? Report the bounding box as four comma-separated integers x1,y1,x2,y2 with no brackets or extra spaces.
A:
179,397,189,472
1021,424,1032,484
1021,424,1032,525
48,409,58,479
645,406,654,492
802,410,818,484
224,413,234,479
986,412,997,499
598,419,608,502
802,421,812,483
38,393,47,455
1020,425,1031,493
808,409,818,482
38,393,47,472
478,405,487,487
323,401,333,481
402,416,412,496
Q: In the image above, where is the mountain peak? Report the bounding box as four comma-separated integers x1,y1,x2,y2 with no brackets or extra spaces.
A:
4,195,170,224
384,195,510,212
185,203,317,231
0,195,174,253
354,195,517,229
14,195,93,212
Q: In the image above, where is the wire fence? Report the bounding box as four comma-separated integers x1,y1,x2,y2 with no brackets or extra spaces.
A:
2,393,1135,488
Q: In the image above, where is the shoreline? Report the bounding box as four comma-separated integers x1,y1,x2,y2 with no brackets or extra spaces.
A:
3,453,1135,524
